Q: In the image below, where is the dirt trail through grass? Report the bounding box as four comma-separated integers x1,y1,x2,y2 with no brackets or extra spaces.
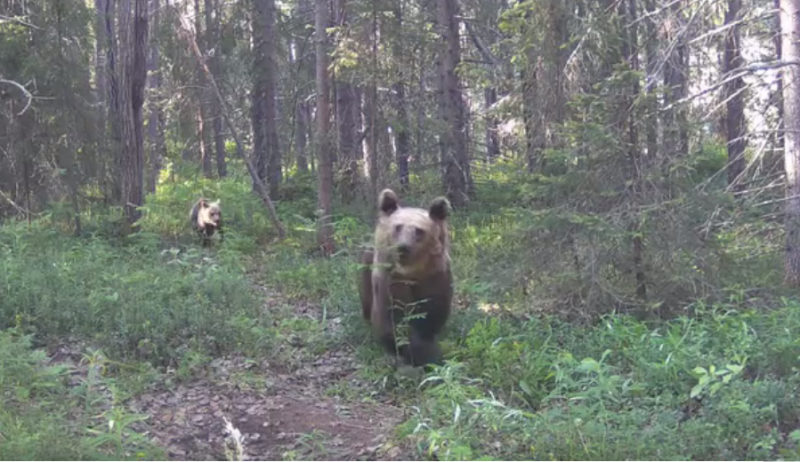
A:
126,284,409,460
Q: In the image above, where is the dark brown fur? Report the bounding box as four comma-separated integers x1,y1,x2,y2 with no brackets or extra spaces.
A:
358,189,453,367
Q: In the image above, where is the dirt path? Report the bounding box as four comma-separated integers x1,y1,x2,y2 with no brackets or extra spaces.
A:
124,286,409,461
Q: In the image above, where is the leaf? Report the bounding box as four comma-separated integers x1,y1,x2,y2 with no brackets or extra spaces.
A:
690,383,704,398
726,364,744,374
519,380,533,396
709,382,722,396
692,366,708,376
789,430,800,442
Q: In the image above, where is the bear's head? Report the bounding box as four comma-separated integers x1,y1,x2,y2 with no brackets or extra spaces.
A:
375,189,450,276
197,199,222,229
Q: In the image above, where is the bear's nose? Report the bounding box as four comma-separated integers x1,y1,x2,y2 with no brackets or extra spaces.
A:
397,244,411,257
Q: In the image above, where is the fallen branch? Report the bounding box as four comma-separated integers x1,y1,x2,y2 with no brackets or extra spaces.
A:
0,188,32,217
176,11,286,239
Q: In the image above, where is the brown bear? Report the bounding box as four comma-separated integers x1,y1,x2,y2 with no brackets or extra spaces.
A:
190,198,224,247
358,188,453,367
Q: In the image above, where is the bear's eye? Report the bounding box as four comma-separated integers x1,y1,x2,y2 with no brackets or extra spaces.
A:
394,224,403,234
415,227,425,239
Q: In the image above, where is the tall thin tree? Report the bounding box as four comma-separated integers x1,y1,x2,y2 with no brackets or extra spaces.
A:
781,0,800,285
315,0,335,252
435,0,470,207
118,0,149,224
724,0,747,194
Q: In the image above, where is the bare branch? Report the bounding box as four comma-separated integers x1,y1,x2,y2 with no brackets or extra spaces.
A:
0,14,41,29
0,78,33,115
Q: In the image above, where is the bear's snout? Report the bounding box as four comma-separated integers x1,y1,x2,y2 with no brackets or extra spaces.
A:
396,243,412,261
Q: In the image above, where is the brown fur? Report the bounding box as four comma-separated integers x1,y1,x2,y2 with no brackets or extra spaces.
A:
190,198,224,247
358,189,453,367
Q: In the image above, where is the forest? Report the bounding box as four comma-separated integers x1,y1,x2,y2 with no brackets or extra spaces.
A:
2,0,800,459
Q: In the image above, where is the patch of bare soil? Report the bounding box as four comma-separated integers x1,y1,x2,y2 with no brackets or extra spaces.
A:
123,286,410,461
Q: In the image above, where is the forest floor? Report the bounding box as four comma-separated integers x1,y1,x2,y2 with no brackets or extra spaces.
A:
48,283,412,461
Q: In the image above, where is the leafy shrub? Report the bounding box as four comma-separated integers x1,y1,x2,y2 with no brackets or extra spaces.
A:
0,221,268,366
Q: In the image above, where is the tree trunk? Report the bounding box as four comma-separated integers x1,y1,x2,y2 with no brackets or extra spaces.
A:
315,0,335,253
435,0,469,208
334,0,360,201
295,100,309,173
363,71,378,192
263,0,281,197
644,0,658,161
621,0,646,303
146,0,164,194
106,0,123,202
416,42,425,166
293,0,313,174
194,0,213,177
391,2,410,188
521,8,542,173
775,0,785,170
251,0,281,198
206,0,227,177
485,87,500,161
724,0,747,195
662,0,689,165
95,0,107,108
781,0,800,285
118,0,148,225
542,0,568,155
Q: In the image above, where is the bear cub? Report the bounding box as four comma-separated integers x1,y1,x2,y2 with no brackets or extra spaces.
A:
190,198,224,247
358,188,453,367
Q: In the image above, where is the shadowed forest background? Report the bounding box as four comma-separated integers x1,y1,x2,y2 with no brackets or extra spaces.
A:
3,0,800,459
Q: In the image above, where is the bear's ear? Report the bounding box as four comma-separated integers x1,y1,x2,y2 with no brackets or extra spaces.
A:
199,198,209,208
211,200,220,208
378,189,399,215
428,197,450,221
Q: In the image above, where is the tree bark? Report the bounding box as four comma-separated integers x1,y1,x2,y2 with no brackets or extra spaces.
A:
391,2,410,188
206,0,227,177
95,0,107,109
293,0,313,173
485,87,500,161
295,100,309,173
251,0,281,198
118,0,148,224
106,0,123,202
315,0,335,253
194,0,213,177
724,0,747,195
644,0,658,161
334,0,360,201
435,0,469,208
146,0,164,194
621,0,646,303
781,0,800,285
662,0,689,164
775,0,785,169
521,6,542,173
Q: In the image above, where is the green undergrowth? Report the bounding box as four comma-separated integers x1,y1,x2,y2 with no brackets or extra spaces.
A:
393,300,800,460
2,166,798,460
256,218,800,460
0,220,270,367
0,328,165,460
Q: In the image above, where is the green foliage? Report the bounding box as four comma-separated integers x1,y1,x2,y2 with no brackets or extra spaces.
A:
0,220,268,367
399,301,800,460
0,329,164,460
